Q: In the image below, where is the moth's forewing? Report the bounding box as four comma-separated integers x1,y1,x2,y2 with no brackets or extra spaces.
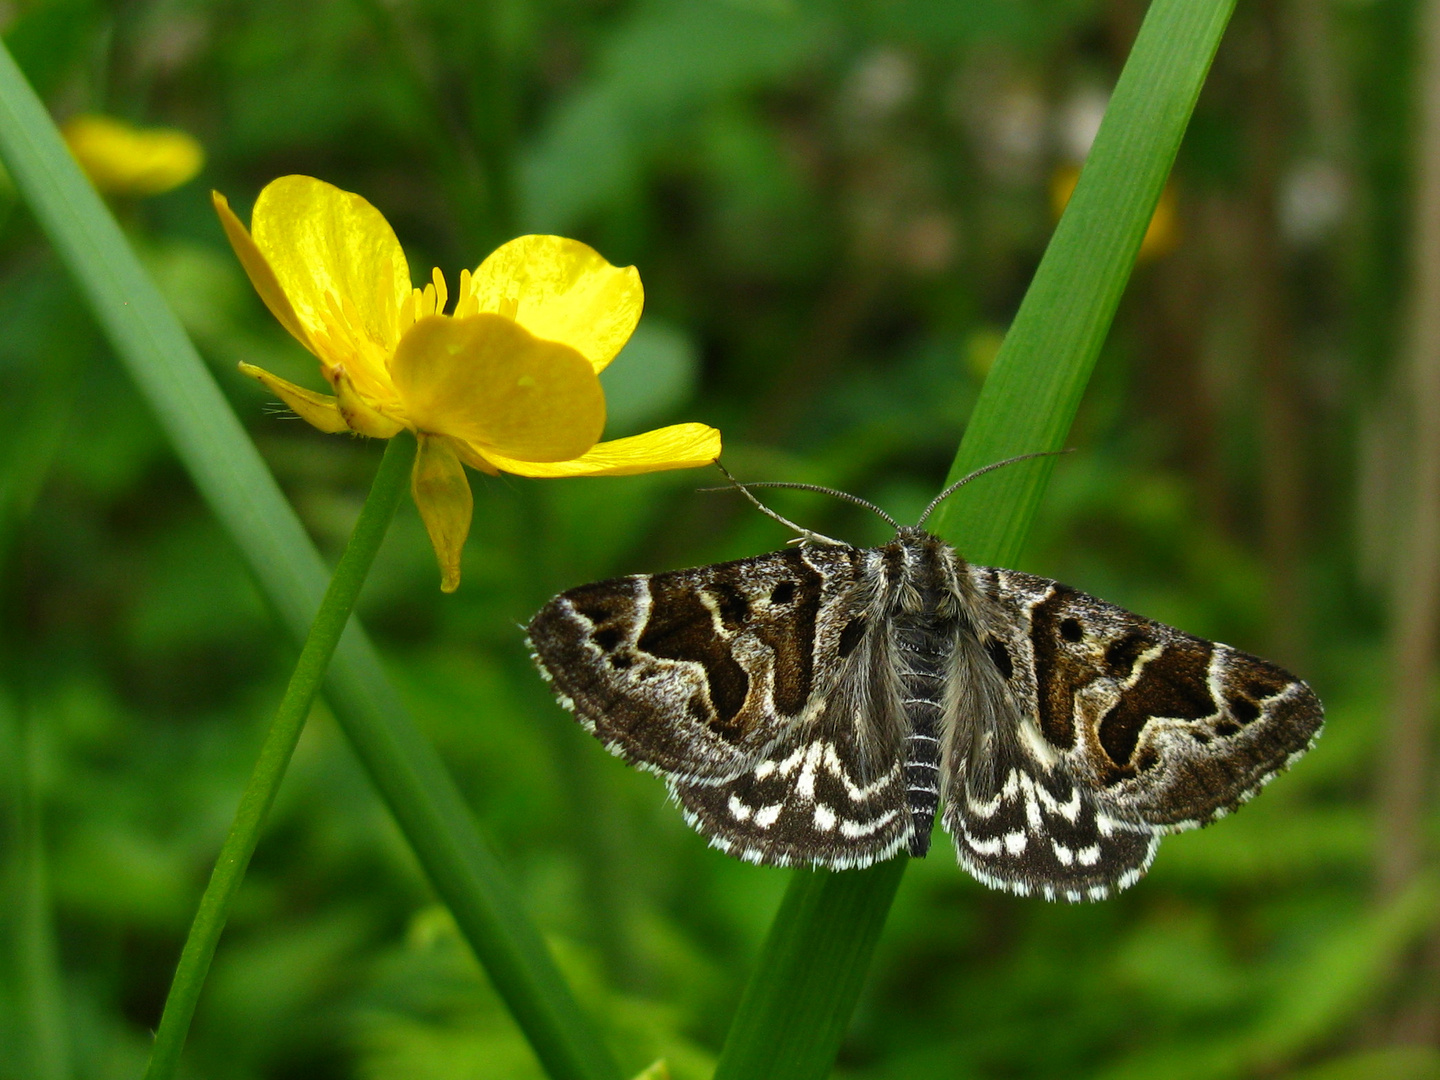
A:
942,565,1322,899
670,566,915,868
968,568,1323,827
527,545,865,781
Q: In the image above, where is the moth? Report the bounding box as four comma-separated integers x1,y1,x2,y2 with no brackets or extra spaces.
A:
527,461,1323,901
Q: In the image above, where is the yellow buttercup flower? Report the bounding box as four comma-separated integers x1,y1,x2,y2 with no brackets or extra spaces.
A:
216,175,721,591
62,114,204,197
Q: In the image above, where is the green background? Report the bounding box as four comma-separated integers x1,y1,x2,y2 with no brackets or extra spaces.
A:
0,0,1427,1077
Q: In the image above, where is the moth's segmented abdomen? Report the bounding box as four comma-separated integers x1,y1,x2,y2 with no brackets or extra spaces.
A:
893,612,954,858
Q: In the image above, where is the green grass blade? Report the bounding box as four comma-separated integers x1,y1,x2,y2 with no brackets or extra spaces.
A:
713,1,1237,1078
712,861,905,1080
1,701,73,1080
0,40,621,1080
929,0,1238,562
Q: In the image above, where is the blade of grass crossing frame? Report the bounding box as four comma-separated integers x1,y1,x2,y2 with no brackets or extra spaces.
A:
713,861,906,1080
713,1,1238,1078
3,702,73,1080
0,40,621,1080
929,0,1239,562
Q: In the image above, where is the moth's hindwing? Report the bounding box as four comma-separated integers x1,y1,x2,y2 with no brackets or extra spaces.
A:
670,553,914,867
526,544,870,783
942,627,1162,902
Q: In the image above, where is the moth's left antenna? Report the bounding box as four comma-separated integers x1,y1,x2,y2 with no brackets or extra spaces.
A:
708,462,846,546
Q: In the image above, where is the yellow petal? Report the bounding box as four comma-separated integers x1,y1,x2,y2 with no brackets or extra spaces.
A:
215,192,318,356
451,439,500,476
411,434,473,593
466,235,642,373
390,314,605,462
477,423,720,477
249,175,410,402
63,114,203,197
238,362,352,434
334,370,405,438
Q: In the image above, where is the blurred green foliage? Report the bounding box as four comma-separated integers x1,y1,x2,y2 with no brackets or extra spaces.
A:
0,0,1426,1078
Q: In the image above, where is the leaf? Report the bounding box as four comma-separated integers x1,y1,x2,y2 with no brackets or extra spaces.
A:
1096,878,1440,1080
1243,876,1440,1071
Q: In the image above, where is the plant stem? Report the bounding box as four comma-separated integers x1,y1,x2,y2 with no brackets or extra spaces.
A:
464,0,518,244
1379,0,1440,903
143,433,415,1080
1378,0,1440,1043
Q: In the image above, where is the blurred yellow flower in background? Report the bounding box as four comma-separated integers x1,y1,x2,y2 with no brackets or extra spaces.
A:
1050,163,1178,260
63,114,204,197
215,175,721,591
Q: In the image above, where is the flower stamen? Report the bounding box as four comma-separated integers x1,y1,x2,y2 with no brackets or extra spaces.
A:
455,269,478,319
432,267,448,316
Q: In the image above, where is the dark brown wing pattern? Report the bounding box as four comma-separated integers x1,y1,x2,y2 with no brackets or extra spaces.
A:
527,544,867,783
669,573,914,869
937,566,1322,901
939,619,1162,902
966,567,1324,831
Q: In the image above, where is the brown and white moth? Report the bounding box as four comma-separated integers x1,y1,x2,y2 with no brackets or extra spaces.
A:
527,463,1323,902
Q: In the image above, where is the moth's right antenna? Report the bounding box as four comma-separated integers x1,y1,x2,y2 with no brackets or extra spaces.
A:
708,462,846,546
915,449,1073,527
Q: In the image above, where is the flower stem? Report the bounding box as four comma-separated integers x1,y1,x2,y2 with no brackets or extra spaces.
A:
143,432,416,1080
